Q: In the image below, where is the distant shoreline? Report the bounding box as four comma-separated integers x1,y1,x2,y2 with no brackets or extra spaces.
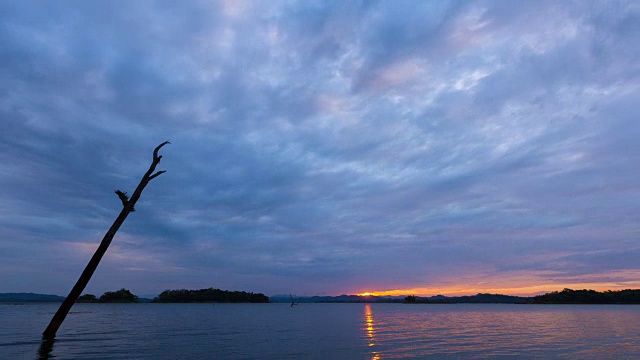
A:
3,288,639,305
403,288,640,305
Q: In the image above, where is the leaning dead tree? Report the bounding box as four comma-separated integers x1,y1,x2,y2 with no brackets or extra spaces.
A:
43,141,170,337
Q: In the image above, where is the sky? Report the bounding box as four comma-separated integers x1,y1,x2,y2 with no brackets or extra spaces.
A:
1,1,639,298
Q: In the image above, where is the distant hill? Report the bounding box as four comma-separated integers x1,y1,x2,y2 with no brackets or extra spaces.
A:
407,293,527,304
272,293,526,304
309,295,404,303
270,294,404,303
0,293,64,303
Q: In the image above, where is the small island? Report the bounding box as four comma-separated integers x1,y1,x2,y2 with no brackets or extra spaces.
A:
77,287,270,303
77,288,139,303
152,288,269,303
530,288,640,304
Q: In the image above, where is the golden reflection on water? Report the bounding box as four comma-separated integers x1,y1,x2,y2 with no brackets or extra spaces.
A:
363,304,380,359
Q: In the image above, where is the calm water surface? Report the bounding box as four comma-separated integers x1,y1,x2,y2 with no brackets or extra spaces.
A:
1,303,639,359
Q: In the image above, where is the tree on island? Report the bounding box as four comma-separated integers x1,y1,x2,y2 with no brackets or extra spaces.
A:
76,290,140,303
99,288,139,303
405,295,417,303
531,288,640,304
43,142,170,337
77,294,98,303
152,288,269,303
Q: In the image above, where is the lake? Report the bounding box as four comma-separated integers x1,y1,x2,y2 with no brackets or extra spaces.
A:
1,303,639,359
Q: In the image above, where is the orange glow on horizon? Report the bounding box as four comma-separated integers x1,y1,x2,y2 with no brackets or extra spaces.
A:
356,279,640,297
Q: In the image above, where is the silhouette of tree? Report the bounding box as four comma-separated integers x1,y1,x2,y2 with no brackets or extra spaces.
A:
99,288,139,303
531,288,640,304
76,294,97,303
404,295,417,303
152,288,269,303
42,142,169,337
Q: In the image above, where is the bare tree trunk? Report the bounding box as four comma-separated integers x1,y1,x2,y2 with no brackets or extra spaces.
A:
42,141,170,338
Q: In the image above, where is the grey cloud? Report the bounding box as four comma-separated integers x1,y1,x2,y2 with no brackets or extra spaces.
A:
1,1,639,296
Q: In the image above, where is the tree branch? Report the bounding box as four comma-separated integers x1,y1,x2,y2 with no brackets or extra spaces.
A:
115,190,134,211
149,170,166,180
115,190,129,205
153,141,171,162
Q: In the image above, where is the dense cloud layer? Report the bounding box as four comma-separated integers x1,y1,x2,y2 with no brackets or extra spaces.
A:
1,1,639,296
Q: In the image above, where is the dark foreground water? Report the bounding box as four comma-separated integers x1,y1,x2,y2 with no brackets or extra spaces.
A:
1,303,639,359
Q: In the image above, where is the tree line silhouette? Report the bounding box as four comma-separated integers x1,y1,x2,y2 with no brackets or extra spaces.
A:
77,288,139,303
531,288,640,304
403,288,640,304
152,288,269,303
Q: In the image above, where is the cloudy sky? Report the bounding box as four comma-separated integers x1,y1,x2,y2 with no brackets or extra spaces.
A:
1,1,639,297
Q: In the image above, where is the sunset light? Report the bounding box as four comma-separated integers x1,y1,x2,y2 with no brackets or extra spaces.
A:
361,278,640,298
3,0,640,358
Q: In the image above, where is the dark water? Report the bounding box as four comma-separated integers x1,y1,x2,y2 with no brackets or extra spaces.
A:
1,303,639,359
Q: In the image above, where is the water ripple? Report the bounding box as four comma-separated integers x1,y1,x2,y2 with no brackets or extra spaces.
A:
1,303,640,359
